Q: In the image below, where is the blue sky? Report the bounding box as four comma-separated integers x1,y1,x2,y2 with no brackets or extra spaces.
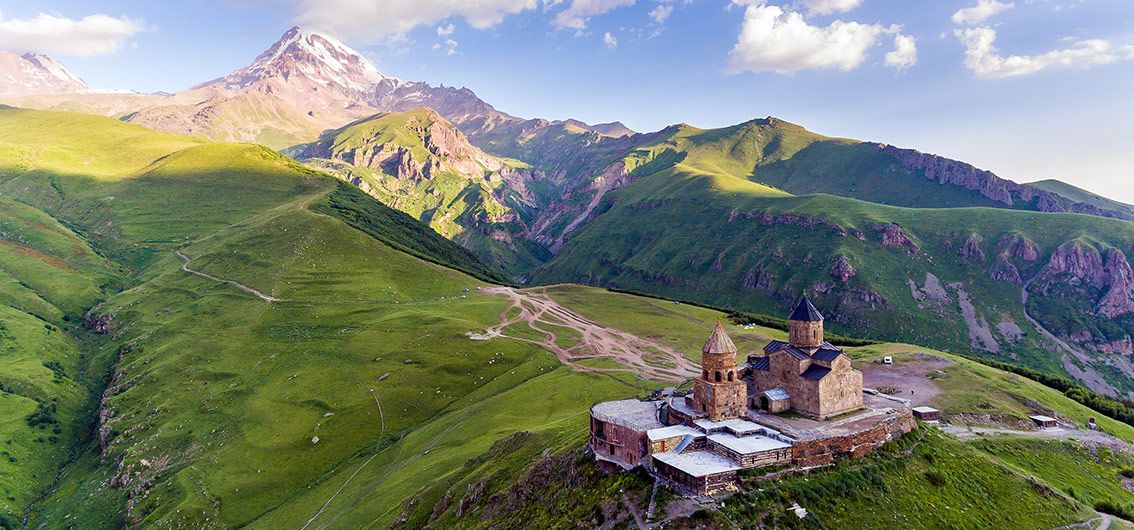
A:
2,0,1133,201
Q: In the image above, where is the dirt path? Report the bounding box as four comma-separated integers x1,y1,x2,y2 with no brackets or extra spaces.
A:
475,286,699,383
941,424,1133,454
176,249,282,302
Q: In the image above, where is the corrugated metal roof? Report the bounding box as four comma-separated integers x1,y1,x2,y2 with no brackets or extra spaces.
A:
801,365,831,380
750,356,770,371
789,296,824,322
763,340,788,353
702,321,738,355
812,347,843,362
785,347,810,360
763,388,790,401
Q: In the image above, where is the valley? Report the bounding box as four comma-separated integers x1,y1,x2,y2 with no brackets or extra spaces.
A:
1,19,1134,529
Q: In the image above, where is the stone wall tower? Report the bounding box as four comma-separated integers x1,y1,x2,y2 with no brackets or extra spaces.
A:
788,295,824,349
692,322,748,420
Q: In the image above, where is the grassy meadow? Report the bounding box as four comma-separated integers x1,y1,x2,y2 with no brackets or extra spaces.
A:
0,107,1130,529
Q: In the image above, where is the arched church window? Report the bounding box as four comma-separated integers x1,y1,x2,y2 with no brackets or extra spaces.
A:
715,371,722,382
727,371,734,381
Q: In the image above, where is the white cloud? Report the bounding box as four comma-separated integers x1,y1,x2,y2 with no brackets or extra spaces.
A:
436,23,455,36
603,31,618,48
294,0,538,39
955,26,1134,78
951,0,1015,25
729,3,898,74
0,12,144,56
553,0,636,30
802,0,863,16
649,4,674,25
884,34,917,70
432,37,460,56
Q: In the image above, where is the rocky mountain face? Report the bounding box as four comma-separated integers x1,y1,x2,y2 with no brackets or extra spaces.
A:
0,52,88,96
295,109,555,274
880,144,1134,220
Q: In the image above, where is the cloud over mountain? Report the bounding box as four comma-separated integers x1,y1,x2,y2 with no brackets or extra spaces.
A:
729,2,908,74
553,0,637,30
885,34,918,70
952,0,1015,25
0,12,144,56
801,0,863,16
293,0,538,38
956,26,1134,78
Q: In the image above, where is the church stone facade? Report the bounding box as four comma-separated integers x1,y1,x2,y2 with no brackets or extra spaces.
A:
746,296,864,420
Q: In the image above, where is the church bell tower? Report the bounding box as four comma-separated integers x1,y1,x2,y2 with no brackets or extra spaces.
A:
692,322,748,420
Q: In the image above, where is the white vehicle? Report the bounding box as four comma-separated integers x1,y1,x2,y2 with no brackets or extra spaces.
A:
883,356,893,365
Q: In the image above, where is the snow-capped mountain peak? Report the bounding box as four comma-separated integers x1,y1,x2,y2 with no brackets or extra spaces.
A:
0,52,88,96
22,53,87,86
214,26,390,94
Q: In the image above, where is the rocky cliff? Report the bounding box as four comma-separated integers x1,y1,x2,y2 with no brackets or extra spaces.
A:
880,145,1133,220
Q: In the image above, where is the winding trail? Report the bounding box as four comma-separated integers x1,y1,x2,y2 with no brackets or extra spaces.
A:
475,286,699,383
176,249,282,302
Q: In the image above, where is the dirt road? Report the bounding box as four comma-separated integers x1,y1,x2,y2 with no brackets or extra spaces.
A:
176,249,282,302
941,424,1133,454
476,286,699,383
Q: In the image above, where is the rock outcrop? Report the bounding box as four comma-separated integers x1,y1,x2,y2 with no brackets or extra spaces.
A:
990,256,1024,286
831,255,856,282
1035,241,1134,318
958,234,985,262
878,223,920,254
741,266,775,292
1098,248,1134,318
83,311,114,334
997,234,1039,261
881,144,1132,221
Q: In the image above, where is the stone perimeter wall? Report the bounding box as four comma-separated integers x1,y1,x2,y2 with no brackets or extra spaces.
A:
791,410,916,468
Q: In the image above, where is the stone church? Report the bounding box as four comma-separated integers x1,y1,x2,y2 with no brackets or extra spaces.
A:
744,295,864,419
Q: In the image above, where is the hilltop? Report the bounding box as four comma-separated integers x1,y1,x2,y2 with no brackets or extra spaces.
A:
292,108,1134,397
1,108,1133,529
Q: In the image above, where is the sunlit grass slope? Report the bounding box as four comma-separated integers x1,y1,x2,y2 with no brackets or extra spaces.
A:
532,133,1134,391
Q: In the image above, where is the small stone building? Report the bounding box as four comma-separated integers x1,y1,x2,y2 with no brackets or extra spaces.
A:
746,296,864,420
758,388,792,414
912,406,940,422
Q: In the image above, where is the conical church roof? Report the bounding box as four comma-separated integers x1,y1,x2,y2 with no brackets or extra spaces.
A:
702,321,738,354
789,295,824,322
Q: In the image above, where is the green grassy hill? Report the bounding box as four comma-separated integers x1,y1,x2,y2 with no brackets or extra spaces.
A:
1029,179,1134,219
2,107,1132,529
529,119,1134,396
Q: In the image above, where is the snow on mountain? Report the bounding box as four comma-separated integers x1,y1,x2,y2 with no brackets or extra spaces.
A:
201,27,392,96
0,52,88,96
